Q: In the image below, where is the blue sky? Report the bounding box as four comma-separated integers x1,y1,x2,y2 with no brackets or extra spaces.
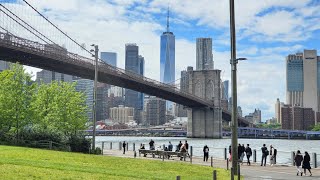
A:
4,0,320,121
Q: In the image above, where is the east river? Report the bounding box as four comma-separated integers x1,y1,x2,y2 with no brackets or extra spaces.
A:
96,136,320,165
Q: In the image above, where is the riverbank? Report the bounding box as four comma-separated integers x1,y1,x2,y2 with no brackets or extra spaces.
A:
0,145,236,179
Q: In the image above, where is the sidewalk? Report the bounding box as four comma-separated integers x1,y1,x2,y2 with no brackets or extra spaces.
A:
103,149,319,179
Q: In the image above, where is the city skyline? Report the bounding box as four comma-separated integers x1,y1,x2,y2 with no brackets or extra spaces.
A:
16,0,320,121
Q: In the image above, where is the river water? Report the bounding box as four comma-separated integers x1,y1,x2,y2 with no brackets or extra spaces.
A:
96,136,320,165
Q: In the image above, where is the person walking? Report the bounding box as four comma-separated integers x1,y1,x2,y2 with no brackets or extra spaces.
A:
245,144,252,165
122,141,126,154
184,140,189,154
240,144,245,164
237,144,242,162
269,145,275,166
294,150,304,176
302,151,312,176
203,145,209,162
261,144,268,166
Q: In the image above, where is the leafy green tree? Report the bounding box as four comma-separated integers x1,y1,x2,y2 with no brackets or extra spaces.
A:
0,64,35,141
31,81,88,139
311,124,320,131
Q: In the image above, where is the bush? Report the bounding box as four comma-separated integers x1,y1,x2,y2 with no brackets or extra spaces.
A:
68,135,91,153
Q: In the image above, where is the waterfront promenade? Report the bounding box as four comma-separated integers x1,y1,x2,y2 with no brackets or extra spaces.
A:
103,149,320,180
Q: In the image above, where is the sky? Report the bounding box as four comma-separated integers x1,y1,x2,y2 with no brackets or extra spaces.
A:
3,0,320,121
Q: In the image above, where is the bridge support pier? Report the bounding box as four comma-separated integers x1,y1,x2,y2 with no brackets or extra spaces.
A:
187,107,222,138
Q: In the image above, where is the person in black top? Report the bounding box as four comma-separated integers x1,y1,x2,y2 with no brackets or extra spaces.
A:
245,144,252,165
122,141,126,154
228,145,232,161
184,140,189,152
149,139,155,150
302,151,312,176
203,145,209,162
261,144,268,166
295,150,304,176
177,141,182,152
237,144,242,161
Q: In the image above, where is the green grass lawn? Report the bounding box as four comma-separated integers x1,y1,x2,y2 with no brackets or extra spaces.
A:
0,145,240,180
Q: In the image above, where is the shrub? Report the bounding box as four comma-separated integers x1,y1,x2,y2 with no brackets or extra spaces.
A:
68,135,91,153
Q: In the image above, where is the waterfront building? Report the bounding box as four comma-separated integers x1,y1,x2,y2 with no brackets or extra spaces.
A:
146,97,166,126
36,69,73,84
124,44,144,124
100,52,117,67
110,105,134,124
196,38,213,70
286,50,320,122
281,105,315,130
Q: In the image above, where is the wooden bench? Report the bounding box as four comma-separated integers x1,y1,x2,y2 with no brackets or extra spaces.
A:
138,149,188,161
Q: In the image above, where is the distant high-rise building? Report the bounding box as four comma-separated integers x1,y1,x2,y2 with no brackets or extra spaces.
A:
36,70,73,84
196,38,213,70
286,50,320,122
146,97,166,126
0,60,11,72
160,7,175,113
100,52,117,67
237,106,243,117
74,78,94,121
96,83,108,121
222,80,229,100
124,44,144,124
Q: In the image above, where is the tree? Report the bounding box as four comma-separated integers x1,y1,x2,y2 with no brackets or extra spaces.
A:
0,64,35,142
31,81,88,139
311,124,320,131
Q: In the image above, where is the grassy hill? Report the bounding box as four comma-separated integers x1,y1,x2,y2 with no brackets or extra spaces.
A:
0,145,236,179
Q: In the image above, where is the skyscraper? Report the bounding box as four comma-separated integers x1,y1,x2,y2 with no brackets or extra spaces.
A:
146,97,166,126
286,50,320,119
196,38,213,70
100,52,117,67
125,44,144,124
160,7,175,113
222,80,229,100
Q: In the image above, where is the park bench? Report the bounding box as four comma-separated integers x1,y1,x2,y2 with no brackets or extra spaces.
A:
138,149,188,161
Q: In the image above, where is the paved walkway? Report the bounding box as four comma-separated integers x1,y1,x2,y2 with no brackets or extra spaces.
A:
102,149,320,179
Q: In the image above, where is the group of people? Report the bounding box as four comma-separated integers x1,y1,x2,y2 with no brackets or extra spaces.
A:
260,144,277,166
294,150,312,176
228,144,253,165
147,139,189,154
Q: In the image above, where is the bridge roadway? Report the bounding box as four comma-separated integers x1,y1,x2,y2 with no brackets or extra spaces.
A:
103,149,319,180
0,32,251,126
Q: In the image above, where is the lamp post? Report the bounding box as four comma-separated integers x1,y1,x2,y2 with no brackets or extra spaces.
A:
90,44,98,151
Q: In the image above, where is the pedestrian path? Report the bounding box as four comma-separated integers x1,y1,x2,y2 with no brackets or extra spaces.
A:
103,149,320,179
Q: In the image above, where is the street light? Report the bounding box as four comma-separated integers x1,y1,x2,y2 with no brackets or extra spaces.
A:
90,44,99,152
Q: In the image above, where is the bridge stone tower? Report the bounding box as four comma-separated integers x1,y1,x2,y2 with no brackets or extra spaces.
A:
186,69,222,138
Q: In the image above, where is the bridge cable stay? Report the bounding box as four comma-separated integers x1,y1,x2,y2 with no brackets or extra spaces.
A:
22,0,93,56
0,6,52,45
0,4,62,49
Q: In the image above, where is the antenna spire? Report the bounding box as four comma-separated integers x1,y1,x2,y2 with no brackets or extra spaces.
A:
166,5,170,32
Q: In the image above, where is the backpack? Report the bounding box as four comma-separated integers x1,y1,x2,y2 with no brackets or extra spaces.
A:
265,150,269,156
